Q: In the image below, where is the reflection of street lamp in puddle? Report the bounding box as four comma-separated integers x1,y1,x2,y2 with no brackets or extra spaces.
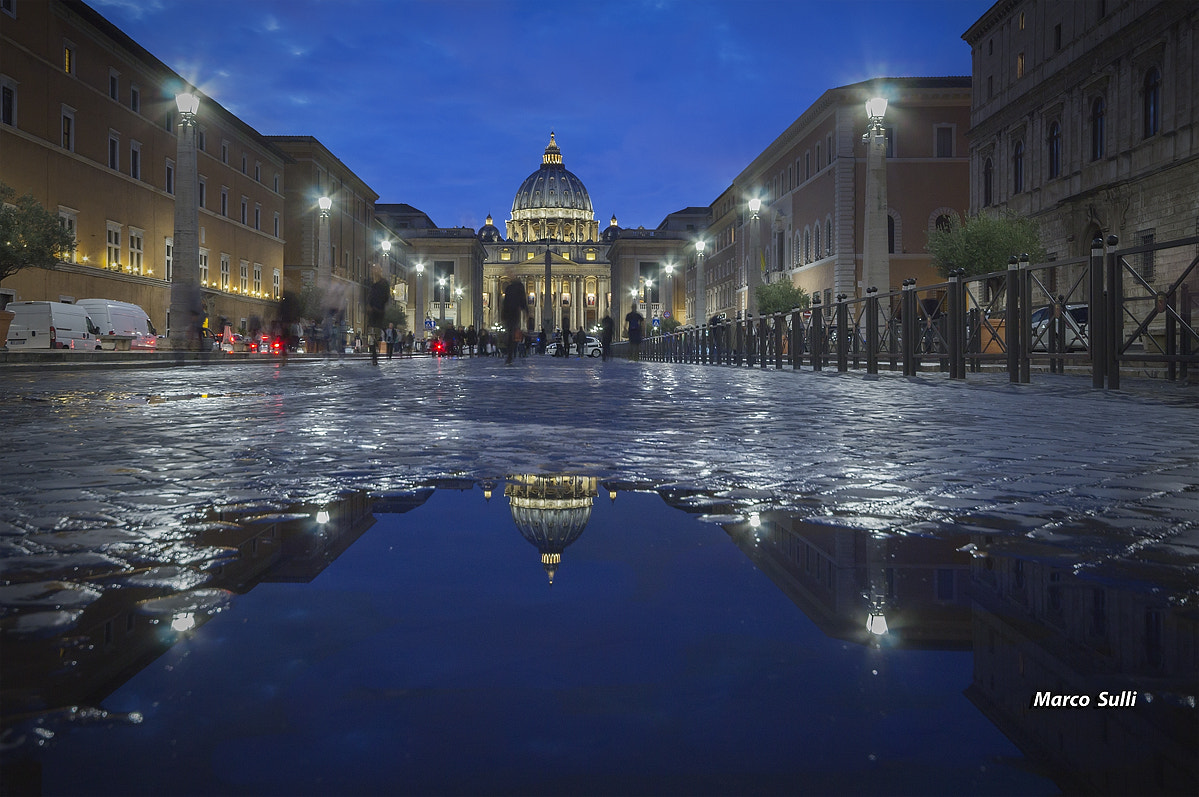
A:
506,475,598,584
171,613,197,633
315,508,330,525
865,532,891,640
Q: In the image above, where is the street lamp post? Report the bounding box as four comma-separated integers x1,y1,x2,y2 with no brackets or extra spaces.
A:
694,239,706,327
438,276,447,323
862,96,889,306
644,278,654,323
664,262,675,321
168,91,200,349
414,261,425,336
747,197,762,318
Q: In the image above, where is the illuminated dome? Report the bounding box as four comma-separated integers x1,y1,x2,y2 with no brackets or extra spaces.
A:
507,133,599,243
478,213,503,243
505,474,598,584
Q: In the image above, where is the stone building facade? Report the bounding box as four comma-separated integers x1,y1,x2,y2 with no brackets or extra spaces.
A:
963,0,1199,271
0,0,286,336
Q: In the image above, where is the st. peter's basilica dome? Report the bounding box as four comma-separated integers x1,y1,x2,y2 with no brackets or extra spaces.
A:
506,133,600,243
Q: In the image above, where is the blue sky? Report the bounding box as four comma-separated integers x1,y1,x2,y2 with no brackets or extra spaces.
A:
95,0,993,230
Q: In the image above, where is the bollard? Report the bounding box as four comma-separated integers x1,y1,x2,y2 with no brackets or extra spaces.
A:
1106,235,1121,389
901,280,916,376
1050,294,1065,374
1090,237,1107,388
836,295,848,372
790,308,803,370
759,315,768,370
866,288,879,375
947,271,963,379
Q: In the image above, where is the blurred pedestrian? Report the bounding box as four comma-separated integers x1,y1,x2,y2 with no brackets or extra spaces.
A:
501,277,528,365
625,304,644,361
600,314,614,361
574,327,586,358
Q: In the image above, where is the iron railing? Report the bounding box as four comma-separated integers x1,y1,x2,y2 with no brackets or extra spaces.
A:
617,235,1198,387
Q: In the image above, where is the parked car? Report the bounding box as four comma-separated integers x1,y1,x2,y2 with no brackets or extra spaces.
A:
76,299,157,350
545,336,602,357
1030,304,1088,351
5,301,101,349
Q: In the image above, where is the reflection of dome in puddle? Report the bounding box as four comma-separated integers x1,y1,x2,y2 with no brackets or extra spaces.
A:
505,475,598,584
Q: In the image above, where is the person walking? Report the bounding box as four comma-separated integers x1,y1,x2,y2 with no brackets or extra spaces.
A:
600,314,614,361
574,327,586,358
501,277,528,365
625,304,644,361
383,323,397,359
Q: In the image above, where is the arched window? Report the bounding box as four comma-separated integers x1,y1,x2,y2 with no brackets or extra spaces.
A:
1047,121,1062,179
936,214,953,233
887,215,896,254
983,158,994,206
814,224,821,259
1143,67,1160,138
1091,97,1106,161
804,229,811,263
1013,141,1024,193
826,218,832,255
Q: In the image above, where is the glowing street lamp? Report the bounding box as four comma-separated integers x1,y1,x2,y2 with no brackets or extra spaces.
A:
863,95,889,309
694,239,706,326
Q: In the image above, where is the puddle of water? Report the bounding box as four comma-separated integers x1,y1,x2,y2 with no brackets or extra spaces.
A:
1,478,1195,795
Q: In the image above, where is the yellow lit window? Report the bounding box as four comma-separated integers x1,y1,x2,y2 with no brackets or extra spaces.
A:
500,249,511,262
586,250,596,261
1017,52,1025,79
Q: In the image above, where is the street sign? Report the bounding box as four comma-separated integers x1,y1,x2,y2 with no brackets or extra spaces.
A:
425,318,435,330
652,317,660,327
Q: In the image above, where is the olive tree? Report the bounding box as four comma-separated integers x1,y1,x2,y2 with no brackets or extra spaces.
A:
755,280,810,316
926,210,1047,278
0,183,77,285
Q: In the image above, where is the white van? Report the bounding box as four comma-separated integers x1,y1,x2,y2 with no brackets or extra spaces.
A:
5,301,102,350
77,299,158,350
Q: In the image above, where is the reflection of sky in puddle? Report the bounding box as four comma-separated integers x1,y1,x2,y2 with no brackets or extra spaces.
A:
21,485,1055,796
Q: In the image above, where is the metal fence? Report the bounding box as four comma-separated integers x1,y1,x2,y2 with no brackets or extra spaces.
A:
614,235,1198,387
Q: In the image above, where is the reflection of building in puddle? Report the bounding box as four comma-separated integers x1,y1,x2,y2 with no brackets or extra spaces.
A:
966,539,1198,793
720,513,972,649
0,489,379,784
505,475,598,584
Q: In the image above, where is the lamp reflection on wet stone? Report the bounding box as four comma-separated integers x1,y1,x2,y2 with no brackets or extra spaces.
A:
505,474,598,584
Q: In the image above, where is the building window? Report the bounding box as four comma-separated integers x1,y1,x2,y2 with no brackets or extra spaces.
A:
198,177,206,209
239,260,248,293
254,204,261,230
883,127,895,158
253,263,262,294
108,69,119,100
163,110,173,132
1139,230,1156,281
814,224,821,259
165,237,173,281
1047,121,1062,179
936,126,954,157
815,142,822,170
273,212,280,237
1143,67,1160,139
108,132,120,170
1091,97,1106,161
887,215,896,254
220,188,228,217
63,42,75,75
804,229,811,263
1,0,15,18
106,222,121,270
826,218,832,255
1013,141,1024,193
272,268,281,299
935,214,952,233
220,140,229,164
240,153,247,174
130,85,140,113
254,161,261,182
273,173,280,192
220,254,230,290
129,141,141,180
240,196,248,225
1019,11,1025,29
199,249,209,285
804,151,811,180
983,158,994,206
1017,52,1025,79
1,77,16,126
987,75,994,100
57,209,77,262
1053,23,1062,51
165,159,175,194
128,229,144,275
197,128,206,152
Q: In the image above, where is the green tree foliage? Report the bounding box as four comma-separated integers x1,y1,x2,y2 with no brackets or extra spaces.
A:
926,211,1047,278
383,302,407,331
0,183,77,284
755,280,810,316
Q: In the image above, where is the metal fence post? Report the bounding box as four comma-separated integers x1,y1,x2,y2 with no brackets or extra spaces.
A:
758,315,768,370
947,271,962,379
1090,237,1107,389
836,294,848,372
1019,253,1031,383
1106,235,1121,390
1005,257,1020,383
866,288,879,375
901,280,916,376
811,294,823,371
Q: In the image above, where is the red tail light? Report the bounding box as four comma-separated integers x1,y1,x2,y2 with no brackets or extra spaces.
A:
49,325,57,348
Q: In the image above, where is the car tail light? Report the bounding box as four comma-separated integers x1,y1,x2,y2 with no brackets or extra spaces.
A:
49,325,57,348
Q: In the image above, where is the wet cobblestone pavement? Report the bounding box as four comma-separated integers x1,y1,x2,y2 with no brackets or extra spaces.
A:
2,356,1198,549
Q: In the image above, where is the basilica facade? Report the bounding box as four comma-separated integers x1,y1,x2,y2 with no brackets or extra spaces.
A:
379,133,694,340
